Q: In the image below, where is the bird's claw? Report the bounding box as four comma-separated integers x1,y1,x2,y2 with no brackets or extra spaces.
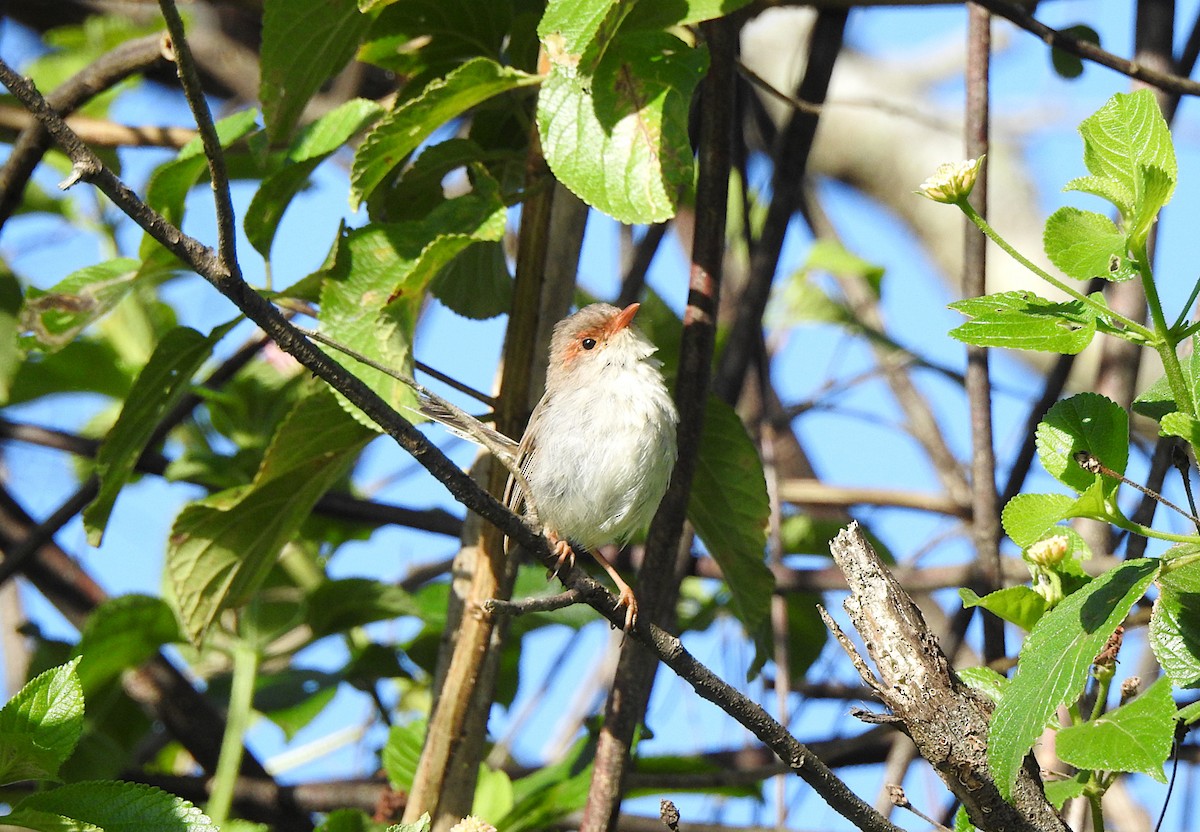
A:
546,537,575,578
616,586,638,632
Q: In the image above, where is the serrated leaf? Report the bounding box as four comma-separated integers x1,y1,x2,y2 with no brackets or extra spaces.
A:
0,659,83,786
359,0,514,87
1001,492,1076,548
317,184,506,427
1043,207,1132,281
621,0,757,30
959,586,1047,632
19,259,140,351
500,735,594,832
538,0,624,56
261,0,371,143
956,666,1010,706
1063,174,1133,218
72,596,181,694
987,558,1159,799
1133,334,1200,421
1035,392,1128,492
306,578,420,638
538,30,707,224
381,719,426,790
430,241,513,319
1057,676,1174,781
948,290,1097,354
8,781,217,832
1160,547,1200,592
351,58,539,209
688,395,772,670
83,326,221,546
142,109,260,243
1070,90,1176,226
1043,772,1090,809
1160,411,1200,450
247,98,385,257
167,387,374,644
1150,587,1200,688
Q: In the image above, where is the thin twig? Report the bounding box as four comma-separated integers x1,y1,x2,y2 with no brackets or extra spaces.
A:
156,0,240,273
481,589,584,616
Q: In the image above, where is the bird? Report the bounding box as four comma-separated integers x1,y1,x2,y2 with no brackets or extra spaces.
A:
418,302,678,630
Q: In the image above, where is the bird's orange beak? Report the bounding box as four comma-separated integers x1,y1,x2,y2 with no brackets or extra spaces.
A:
613,302,640,332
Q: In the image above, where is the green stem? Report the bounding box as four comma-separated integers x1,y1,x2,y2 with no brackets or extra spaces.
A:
957,201,1157,341
207,640,259,827
1088,789,1106,832
1088,671,1113,723
1170,275,1200,334
1137,255,1197,416
1108,514,1200,544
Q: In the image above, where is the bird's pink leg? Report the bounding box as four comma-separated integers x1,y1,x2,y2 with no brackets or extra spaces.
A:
543,531,637,630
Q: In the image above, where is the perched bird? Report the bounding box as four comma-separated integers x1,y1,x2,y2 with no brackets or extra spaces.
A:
420,302,678,629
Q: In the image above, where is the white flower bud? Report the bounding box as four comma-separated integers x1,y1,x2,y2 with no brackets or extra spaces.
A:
917,156,985,204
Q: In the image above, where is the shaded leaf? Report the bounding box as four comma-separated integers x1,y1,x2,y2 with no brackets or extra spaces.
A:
20,258,140,352
688,396,772,672
307,578,420,638
948,290,1097,354
1056,676,1174,782
84,325,223,545
8,781,217,832
987,559,1159,798
0,659,83,786
167,387,374,644
1150,585,1200,688
261,0,371,143
1035,392,1128,493
537,30,707,223
351,58,539,209
959,586,1047,632
72,596,181,694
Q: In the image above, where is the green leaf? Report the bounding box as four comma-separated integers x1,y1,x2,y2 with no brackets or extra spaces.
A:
1068,89,1176,230
1133,334,1200,421
317,183,506,427
306,578,420,638
350,58,539,209
1050,25,1099,79
143,109,261,237
628,755,762,800
1150,586,1200,688
0,266,21,402
472,765,514,823
167,387,374,644
1001,492,1076,548
621,0,757,30
7,781,217,832
430,241,513,320
19,258,140,352
0,659,83,786
538,30,707,223
1159,411,1200,451
688,395,772,668
83,326,221,545
537,0,623,56
252,670,339,741
1043,772,1089,809
987,558,1159,799
388,814,431,832
1161,546,1200,592
1035,392,1128,493
359,0,514,87
947,290,1097,354
1043,207,1133,281
381,719,426,790
8,338,135,404
246,98,385,257
1056,676,1175,782
500,735,594,832
956,666,1009,706
260,0,371,143
317,809,374,832
959,586,1047,632
72,596,181,694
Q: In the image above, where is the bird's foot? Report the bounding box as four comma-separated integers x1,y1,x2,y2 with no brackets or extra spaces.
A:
545,533,576,578
614,583,638,632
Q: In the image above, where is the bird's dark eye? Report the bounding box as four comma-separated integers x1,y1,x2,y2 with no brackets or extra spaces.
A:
581,337,597,350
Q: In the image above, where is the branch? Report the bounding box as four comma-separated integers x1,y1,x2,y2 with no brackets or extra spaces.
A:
824,523,1068,832
0,31,168,227
968,0,1200,97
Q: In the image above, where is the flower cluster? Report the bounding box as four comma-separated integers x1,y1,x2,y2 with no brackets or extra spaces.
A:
916,156,985,204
